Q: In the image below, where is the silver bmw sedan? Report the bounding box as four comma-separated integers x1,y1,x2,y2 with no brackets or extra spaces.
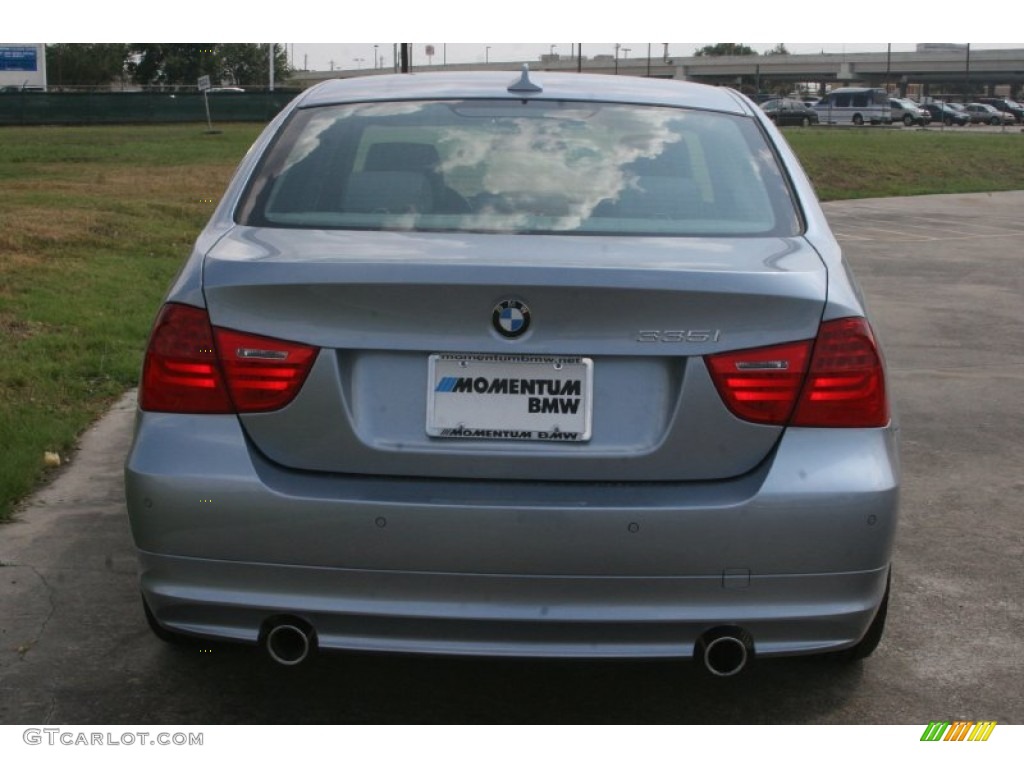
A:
125,69,898,675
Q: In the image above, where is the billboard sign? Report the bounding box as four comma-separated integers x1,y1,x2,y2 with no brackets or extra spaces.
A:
0,46,38,72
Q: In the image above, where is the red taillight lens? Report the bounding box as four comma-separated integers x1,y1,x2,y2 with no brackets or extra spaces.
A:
706,339,812,425
706,317,889,428
791,317,889,428
213,327,317,412
140,303,318,414
141,304,233,413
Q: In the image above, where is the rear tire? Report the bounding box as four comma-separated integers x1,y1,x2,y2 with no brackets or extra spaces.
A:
944,117,953,126
903,114,914,127
853,114,864,126
833,568,890,661
801,116,810,127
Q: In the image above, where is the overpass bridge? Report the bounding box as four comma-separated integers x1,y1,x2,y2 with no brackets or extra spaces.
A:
290,47,1024,98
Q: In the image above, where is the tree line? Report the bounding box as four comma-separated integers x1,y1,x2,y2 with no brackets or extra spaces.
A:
45,44,291,89
695,43,790,57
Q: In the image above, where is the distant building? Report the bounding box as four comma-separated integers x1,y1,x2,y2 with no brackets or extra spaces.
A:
916,43,969,53
0,43,47,90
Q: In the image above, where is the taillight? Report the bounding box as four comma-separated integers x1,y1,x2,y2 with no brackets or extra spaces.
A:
706,339,812,425
791,317,888,428
706,317,888,428
141,304,233,413
213,327,317,412
140,303,318,414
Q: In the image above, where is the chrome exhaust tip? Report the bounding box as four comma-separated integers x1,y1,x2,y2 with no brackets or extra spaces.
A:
696,627,754,677
263,619,316,666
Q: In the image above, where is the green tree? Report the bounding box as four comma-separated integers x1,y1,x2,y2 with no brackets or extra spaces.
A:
127,43,290,89
45,44,129,89
218,44,291,87
764,44,790,56
694,43,757,57
127,44,220,88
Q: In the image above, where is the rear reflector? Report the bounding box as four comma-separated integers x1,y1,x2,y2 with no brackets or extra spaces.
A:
140,303,318,414
706,317,888,428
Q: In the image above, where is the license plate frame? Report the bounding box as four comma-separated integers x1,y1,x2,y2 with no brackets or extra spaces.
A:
427,353,593,442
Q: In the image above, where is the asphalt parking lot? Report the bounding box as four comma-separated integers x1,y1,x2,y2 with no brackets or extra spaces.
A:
1,191,1022,724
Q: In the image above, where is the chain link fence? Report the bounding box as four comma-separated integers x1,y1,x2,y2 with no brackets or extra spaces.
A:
0,91,299,125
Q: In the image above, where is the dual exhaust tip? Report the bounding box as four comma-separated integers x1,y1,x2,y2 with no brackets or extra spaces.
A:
260,618,754,675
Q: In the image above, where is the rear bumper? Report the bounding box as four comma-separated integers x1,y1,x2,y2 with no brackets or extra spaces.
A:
140,553,889,657
125,413,899,658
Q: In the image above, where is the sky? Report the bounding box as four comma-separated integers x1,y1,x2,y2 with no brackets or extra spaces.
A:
7,0,1021,72
283,43,1020,73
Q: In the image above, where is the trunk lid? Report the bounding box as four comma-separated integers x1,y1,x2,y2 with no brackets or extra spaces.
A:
202,227,826,482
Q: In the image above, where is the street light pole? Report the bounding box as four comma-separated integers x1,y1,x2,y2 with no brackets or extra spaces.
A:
885,43,891,94
964,43,971,102
268,43,275,92
485,46,491,64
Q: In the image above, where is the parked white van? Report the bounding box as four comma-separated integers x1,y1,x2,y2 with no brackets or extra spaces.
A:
814,88,891,125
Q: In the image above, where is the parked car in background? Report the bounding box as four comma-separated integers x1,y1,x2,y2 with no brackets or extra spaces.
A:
921,102,970,126
814,87,891,125
978,97,1024,124
126,70,899,675
759,98,819,126
889,98,930,126
964,102,1015,125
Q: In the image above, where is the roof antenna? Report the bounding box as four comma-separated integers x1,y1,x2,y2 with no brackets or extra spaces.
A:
508,64,542,94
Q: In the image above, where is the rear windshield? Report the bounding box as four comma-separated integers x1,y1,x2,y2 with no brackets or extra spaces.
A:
237,99,801,237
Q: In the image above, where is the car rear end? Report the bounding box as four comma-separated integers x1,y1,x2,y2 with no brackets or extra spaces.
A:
125,72,898,667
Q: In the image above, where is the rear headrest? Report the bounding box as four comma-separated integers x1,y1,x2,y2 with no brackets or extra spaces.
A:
365,142,441,173
343,171,434,214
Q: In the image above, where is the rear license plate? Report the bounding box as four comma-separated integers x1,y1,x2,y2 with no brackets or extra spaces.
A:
427,354,593,442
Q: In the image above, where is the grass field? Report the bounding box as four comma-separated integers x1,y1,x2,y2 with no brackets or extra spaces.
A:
784,127,1024,199
1,122,1023,520
0,123,263,520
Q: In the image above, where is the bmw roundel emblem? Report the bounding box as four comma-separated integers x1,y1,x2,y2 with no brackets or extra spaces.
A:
492,299,531,338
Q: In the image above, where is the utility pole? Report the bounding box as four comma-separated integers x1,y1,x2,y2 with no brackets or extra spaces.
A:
885,43,891,94
400,44,411,73
268,43,275,92
964,43,971,102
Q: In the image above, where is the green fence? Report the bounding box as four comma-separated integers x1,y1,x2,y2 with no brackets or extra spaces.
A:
0,91,299,125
